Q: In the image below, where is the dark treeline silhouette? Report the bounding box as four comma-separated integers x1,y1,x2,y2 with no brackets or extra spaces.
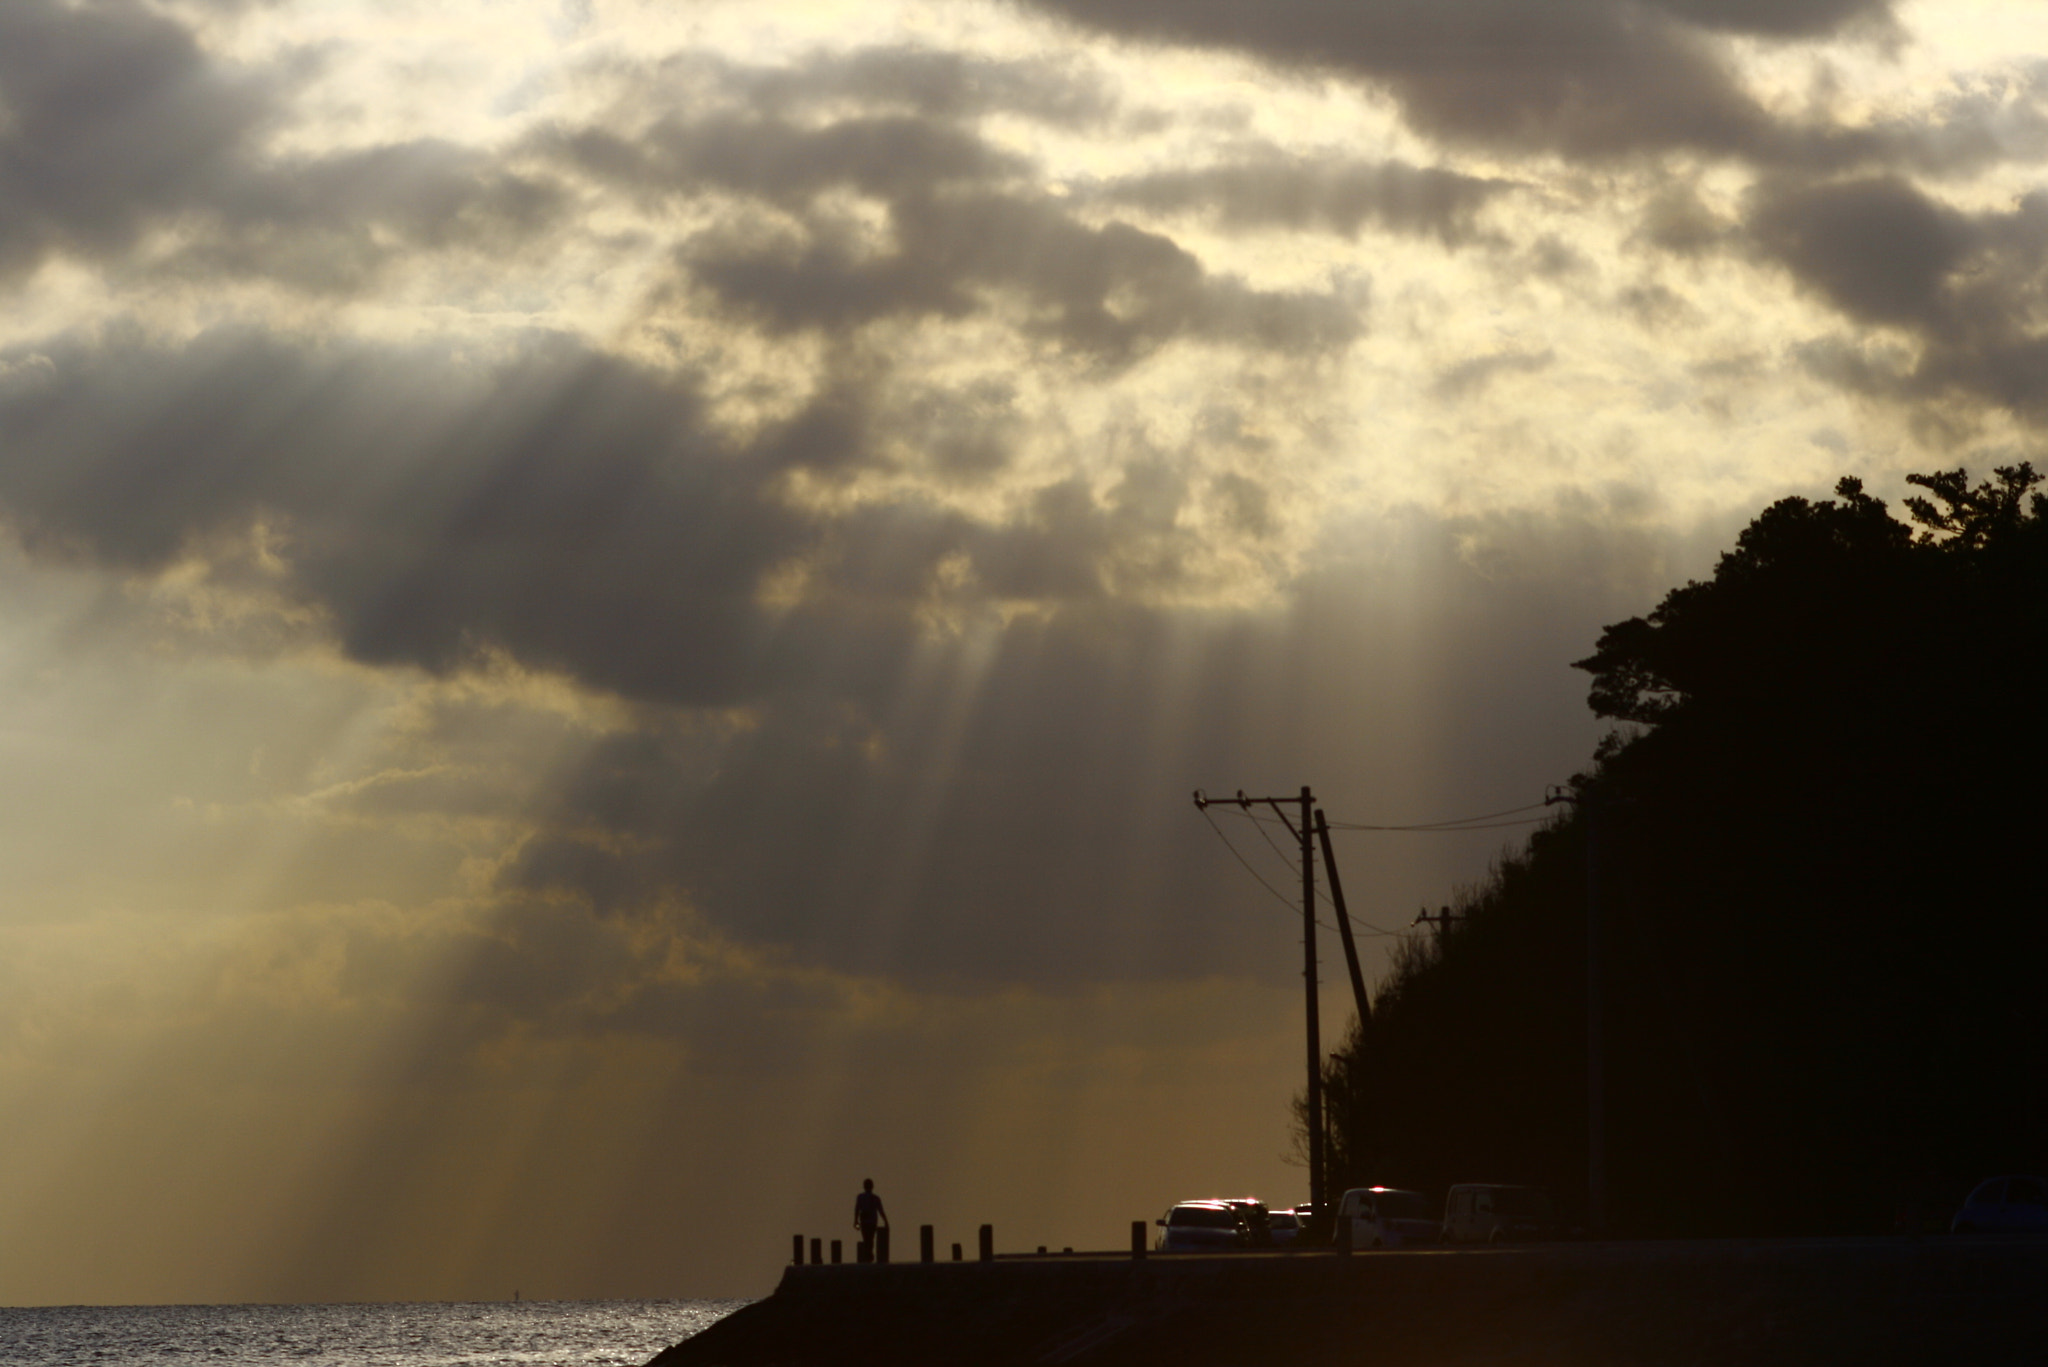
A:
1312,467,2048,1237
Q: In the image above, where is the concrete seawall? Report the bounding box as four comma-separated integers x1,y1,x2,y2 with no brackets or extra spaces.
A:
649,1237,2048,1366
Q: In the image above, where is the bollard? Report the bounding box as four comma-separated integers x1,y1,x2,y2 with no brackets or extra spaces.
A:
877,1225,890,1264
810,1237,822,1265
1037,1246,1047,1256
1336,1216,1352,1257
831,1240,843,1265
952,1243,963,1261
1131,1221,1146,1260
978,1225,994,1262
920,1226,935,1263
793,1234,804,1266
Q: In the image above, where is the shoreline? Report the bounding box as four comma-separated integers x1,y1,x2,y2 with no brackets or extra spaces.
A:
650,1235,2048,1365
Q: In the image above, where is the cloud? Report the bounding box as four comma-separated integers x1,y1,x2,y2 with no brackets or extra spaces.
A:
468,496,1677,988
0,0,577,295
0,323,1342,722
1644,0,1890,37
0,330,808,702
1101,157,1512,246
1747,178,2048,421
723,44,1124,129
547,111,1024,209
0,0,282,277
680,188,1363,362
1431,347,1557,401
1748,175,1974,328
1017,0,1889,163
533,102,1365,364
1634,182,1733,256
8,0,2048,1311
184,139,571,291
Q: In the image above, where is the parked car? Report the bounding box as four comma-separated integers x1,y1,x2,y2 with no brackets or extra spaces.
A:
1218,1198,1272,1246
1442,1184,1562,1245
1334,1186,1439,1248
1266,1208,1303,1247
1950,1176,2048,1234
1154,1200,1250,1252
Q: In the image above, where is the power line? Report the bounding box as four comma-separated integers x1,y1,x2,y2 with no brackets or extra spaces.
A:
1200,805,1402,937
1196,804,1311,920
1246,804,1306,869
1238,801,1552,832
1198,795,1558,937
1325,802,1554,831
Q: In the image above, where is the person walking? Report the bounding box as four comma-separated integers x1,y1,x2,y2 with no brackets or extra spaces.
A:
853,1178,888,1262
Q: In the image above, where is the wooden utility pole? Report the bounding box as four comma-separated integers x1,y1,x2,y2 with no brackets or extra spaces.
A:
1413,905,1459,946
1314,809,1372,1030
1296,786,1321,1217
1193,787,1325,1216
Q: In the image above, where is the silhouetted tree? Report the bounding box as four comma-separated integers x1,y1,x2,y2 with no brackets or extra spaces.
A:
1308,468,2048,1236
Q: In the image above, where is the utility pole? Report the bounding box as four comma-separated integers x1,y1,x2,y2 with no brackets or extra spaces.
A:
1314,809,1372,1030
1296,786,1319,1218
1412,904,1459,946
1194,787,1324,1216
1546,784,1604,1239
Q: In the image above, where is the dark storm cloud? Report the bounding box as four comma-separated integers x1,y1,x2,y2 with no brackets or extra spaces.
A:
1640,0,1887,37
1748,175,1974,328
1009,0,2048,179
0,0,281,276
682,189,1362,362
1101,158,1512,246
0,331,805,703
540,44,1133,212
1746,178,2048,421
536,102,1364,363
0,326,1294,709
1016,0,1830,162
617,26,2048,185
0,0,571,290
1018,0,2048,184
175,139,571,291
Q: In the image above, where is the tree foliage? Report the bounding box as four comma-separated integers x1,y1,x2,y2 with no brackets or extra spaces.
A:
1312,467,2048,1236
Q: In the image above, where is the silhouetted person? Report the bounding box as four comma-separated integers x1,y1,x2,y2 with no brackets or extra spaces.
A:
854,1178,888,1262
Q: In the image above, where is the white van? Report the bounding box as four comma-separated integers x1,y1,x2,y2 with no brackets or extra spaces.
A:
1334,1186,1439,1248
1441,1184,1560,1245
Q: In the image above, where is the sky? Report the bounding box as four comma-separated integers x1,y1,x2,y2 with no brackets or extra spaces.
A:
0,0,2042,1307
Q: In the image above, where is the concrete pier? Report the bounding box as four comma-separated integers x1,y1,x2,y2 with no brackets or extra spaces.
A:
648,1236,2048,1366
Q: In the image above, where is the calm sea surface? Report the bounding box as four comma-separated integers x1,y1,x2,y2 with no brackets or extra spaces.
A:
0,1298,746,1366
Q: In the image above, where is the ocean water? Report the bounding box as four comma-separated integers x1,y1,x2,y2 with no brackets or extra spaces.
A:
0,1298,746,1366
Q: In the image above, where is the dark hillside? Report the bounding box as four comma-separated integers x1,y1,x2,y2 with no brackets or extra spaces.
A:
1319,468,2048,1236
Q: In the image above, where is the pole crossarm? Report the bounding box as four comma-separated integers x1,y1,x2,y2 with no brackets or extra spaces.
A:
1193,789,1305,841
